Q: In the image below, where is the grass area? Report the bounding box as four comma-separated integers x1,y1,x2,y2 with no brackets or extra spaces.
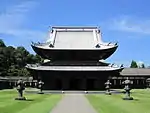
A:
0,89,62,113
86,89,150,113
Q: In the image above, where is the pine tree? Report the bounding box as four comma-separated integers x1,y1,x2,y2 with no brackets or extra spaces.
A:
130,60,138,68
141,63,145,68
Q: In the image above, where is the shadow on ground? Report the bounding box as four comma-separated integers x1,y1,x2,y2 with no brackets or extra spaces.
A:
25,89,123,94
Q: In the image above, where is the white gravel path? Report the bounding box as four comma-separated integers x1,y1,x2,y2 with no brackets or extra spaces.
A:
50,94,97,113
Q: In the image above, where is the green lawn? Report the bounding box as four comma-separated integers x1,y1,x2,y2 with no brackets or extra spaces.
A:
0,89,62,113
86,89,150,113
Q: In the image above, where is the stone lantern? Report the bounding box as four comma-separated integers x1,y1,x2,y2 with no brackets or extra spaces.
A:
122,77,133,100
105,80,111,95
15,79,26,100
146,78,150,88
38,80,44,94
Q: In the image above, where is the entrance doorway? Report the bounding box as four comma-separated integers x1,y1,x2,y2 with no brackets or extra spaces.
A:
87,79,95,90
70,78,81,90
55,78,62,90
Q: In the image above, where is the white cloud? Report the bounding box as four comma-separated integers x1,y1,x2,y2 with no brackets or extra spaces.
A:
0,1,46,42
137,61,144,67
5,29,46,41
108,16,150,35
0,1,36,30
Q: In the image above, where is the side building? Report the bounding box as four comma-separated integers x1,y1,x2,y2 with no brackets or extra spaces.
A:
111,68,150,89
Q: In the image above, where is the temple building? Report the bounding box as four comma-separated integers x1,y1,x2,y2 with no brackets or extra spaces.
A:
26,26,148,90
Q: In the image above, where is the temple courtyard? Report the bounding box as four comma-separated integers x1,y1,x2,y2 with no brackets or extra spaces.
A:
0,89,150,113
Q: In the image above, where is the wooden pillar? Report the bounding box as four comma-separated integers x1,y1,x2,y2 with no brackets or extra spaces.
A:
9,82,11,86
143,79,145,84
62,78,69,90
137,79,139,85
81,78,86,90
94,79,100,90
114,79,116,85
15,82,17,87
30,82,32,87
120,79,122,85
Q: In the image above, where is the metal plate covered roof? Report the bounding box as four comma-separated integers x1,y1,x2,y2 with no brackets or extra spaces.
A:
54,31,95,48
120,68,150,76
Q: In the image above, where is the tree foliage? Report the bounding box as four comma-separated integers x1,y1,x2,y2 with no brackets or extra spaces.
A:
130,60,138,68
141,63,145,68
0,39,43,76
0,39,6,47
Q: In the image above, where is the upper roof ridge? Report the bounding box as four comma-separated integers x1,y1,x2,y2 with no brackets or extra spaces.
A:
51,26,99,30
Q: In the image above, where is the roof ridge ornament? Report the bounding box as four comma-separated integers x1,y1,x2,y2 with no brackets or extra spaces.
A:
115,42,118,46
97,29,100,33
108,42,112,46
49,44,54,48
95,44,101,48
120,64,124,68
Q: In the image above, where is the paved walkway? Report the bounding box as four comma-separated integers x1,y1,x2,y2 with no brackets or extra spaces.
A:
50,94,97,113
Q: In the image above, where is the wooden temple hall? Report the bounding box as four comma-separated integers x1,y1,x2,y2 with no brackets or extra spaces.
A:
26,26,150,90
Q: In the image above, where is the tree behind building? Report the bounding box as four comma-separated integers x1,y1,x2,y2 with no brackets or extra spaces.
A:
130,60,138,68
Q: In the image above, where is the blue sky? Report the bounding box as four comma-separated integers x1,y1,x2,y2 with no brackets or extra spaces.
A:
0,0,150,67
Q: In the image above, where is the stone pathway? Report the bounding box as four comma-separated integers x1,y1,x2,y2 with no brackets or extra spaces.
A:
50,94,97,113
